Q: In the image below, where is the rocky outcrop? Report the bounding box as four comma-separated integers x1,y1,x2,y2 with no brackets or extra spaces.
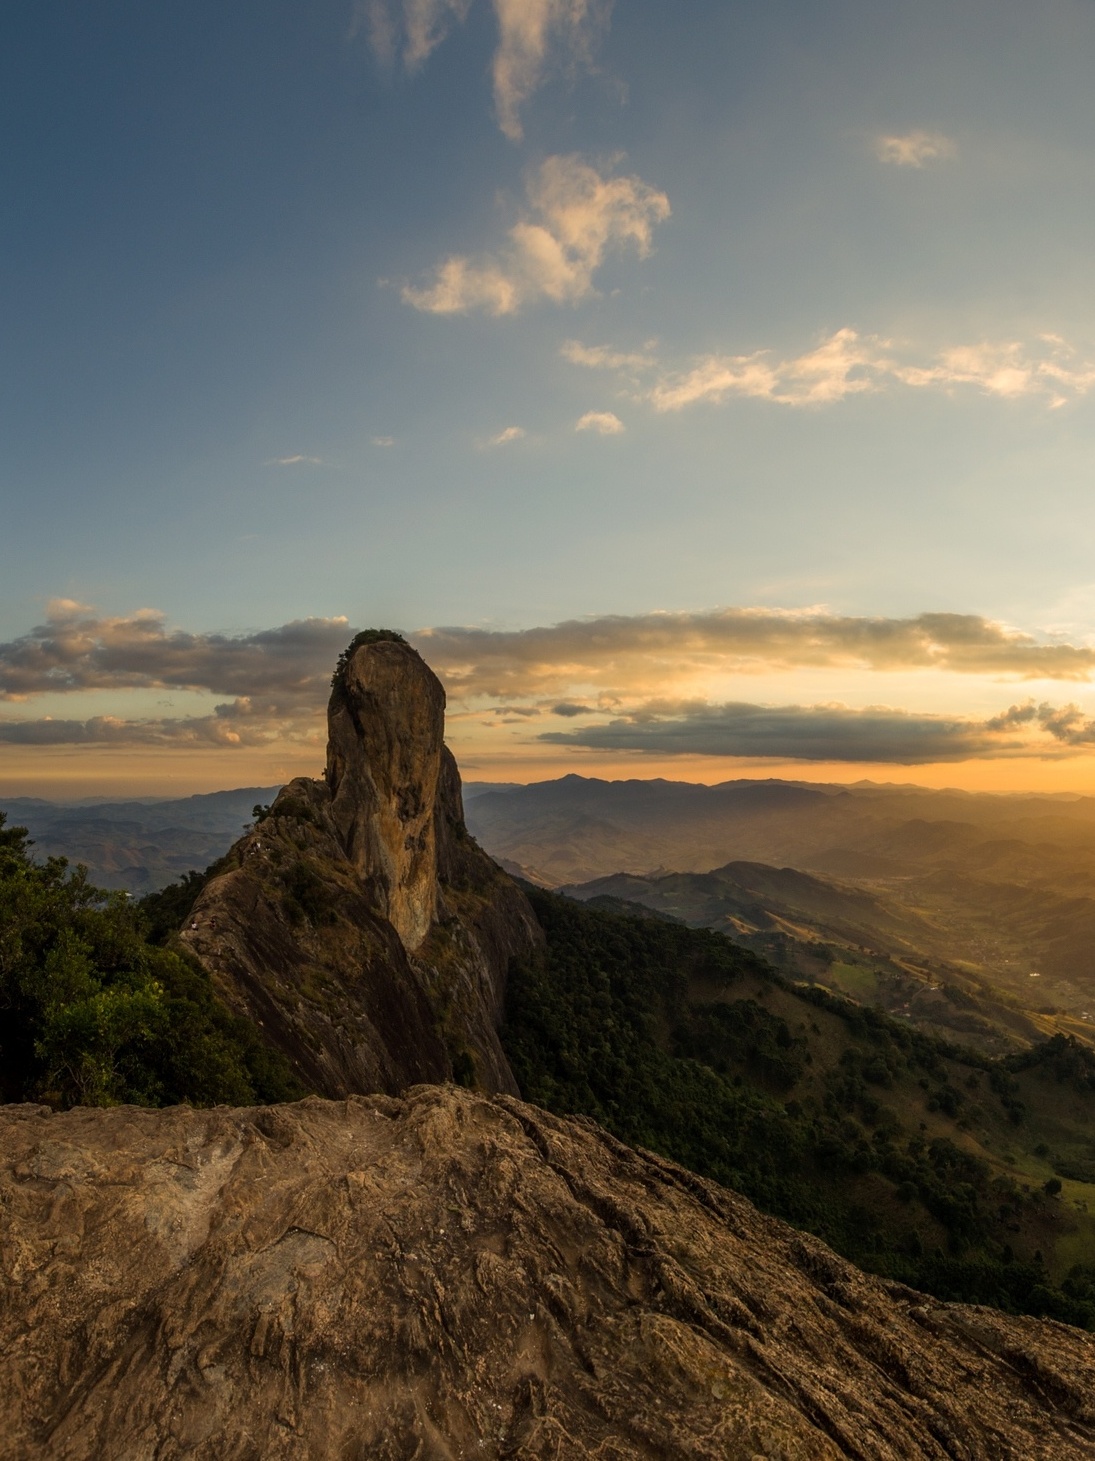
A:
179,635,541,1098
326,636,447,951
4,1088,1095,1460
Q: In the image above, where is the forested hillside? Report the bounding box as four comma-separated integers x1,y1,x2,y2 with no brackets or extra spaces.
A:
503,886,1095,1328
0,813,300,1108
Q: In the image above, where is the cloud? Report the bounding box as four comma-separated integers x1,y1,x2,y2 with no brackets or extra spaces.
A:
875,131,957,168
360,0,610,139
487,425,526,445
561,339,656,371
11,605,1092,705
648,329,887,411
355,0,472,68
413,608,1095,699
563,329,1095,411
267,455,324,466
575,410,624,434
8,601,1095,761
540,697,1092,764
0,707,321,750
371,436,396,447
987,699,1095,747
491,0,612,141
892,339,1095,408
0,602,354,706
401,154,669,316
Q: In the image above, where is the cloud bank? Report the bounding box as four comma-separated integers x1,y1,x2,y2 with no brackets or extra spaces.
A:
0,706,315,749
414,608,1095,697
0,601,349,708
541,697,1095,765
401,155,669,316
4,603,1095,764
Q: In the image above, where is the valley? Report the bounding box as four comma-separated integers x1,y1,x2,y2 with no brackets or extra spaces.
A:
467,776,1095,1046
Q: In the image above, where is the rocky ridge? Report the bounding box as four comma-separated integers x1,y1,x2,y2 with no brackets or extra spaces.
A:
179,634,540,1098
4,1087,1095,1460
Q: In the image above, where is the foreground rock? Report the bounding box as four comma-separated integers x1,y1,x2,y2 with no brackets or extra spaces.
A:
4,1089,1094,1459
180,634,540,1097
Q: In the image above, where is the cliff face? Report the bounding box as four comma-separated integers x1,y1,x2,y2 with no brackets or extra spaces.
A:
5,1088,1095,1460
179,636,541,1098
326,637,446,951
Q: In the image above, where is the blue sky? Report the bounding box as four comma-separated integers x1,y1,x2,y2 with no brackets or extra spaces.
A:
6,0,1095,794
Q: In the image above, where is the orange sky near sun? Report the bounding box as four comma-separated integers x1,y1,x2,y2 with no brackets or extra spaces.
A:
6,740,1095,801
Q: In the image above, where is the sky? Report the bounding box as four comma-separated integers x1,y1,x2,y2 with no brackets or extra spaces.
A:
7,0,1095,796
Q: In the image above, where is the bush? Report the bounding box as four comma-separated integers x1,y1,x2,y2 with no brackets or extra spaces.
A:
0,812,302,1109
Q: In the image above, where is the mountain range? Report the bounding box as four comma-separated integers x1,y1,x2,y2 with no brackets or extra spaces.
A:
465,776,1095,1040
1,787,281,893
9,638,1095,1453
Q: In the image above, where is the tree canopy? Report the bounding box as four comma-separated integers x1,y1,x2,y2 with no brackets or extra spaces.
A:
0,813,301,1109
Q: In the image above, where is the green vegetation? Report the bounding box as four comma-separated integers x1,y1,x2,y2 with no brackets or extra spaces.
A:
0,813,301,1109
330,628,408,695
502,887,1095,1328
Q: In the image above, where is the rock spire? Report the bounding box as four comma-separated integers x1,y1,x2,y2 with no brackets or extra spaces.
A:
179,633,541,1097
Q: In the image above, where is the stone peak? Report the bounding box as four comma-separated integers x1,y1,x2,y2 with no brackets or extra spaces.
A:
325,636,448,952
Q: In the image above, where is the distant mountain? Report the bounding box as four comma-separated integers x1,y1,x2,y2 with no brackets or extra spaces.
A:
465,774,1095,885
560,863,1048,1051
0,787,282,892
467,775,1095,1035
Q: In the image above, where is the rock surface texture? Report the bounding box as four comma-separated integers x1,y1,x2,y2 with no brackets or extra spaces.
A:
180,637,540,1098
4,1088,1095,1460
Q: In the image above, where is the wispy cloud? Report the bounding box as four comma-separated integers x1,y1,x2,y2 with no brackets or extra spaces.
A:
892,338,1095,409
359,0,611,140
267,454,324,466
371,435,396,447
401,154,669,316
354,0,471,68
491,0,612,141
575,410,624,434
562,329,1095,411
649,329,883,410
487,425,526,445
875,130,957,168
561,339,656,372
540,696,1095,764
